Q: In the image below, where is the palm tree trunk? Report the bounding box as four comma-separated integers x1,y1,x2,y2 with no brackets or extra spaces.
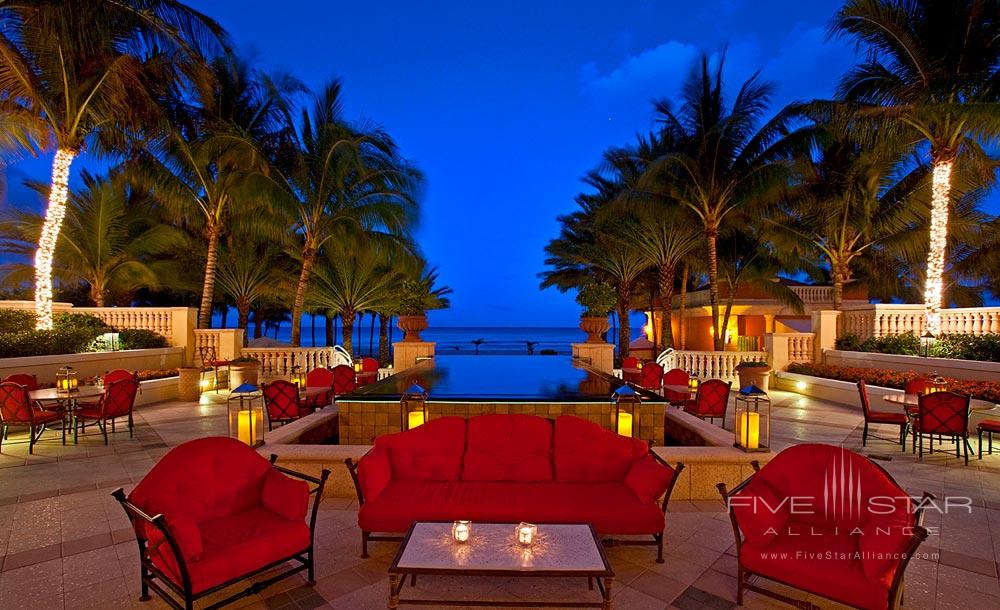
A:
617,284,631,360
34,149,78,330
340,309,356,355
831,259,845,311
237,300,250,346
197,223,221,329
252,308,262,339
91,284,104,308
378,313,389,365
924,155,953,335
368,311,376,357
658,263,675,350
679,261,689,350
325,313,334,347
706,226,722,351
290,248,316,346
310,312,317,347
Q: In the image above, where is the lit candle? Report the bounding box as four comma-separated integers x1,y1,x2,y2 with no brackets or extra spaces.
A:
689,378,699,391
517,523,537,546
738,412,760,450
452,520,471,543
408,410,425,429
617,412,633,437
237,410,256,445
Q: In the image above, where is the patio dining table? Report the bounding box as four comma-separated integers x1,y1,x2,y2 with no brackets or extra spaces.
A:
29,385,104,444
662,384,695,398
883,393,997,412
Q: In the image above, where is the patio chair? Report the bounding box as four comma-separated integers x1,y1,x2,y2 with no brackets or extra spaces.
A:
0,381,66,454
263,380,311,430
978,420,1000,459
304,367,334,409
638,362,664,393
359,357,379,386
661,368,690,405
103,369,137,385
913,391,972,464
682,379,732,426
75,377,141,444
857,380,909,449
198,345,231,391
331,364,356,396
113,437,329,610
621,356,641,382
2,373,38,391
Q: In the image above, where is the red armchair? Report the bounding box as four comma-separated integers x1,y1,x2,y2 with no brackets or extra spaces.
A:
621,357,641,382
358,357,379,386
0,382,66,454
719,444,931,610
914,390,972,464
331,364,356,396
103,368,136,384
857,380,909,449
661,368,690,404
2,373,38,390
638,362,664,393
262,380,312,429
113,437,330,610
904,377,932,395
304,367,334,409
682,379,732,426
75,377,140,444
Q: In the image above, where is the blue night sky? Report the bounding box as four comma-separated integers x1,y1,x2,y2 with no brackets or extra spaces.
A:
4,1,991,326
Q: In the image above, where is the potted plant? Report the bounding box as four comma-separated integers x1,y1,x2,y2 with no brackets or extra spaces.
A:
397,280,430,342
229,357,261,388
576,281,615,343
736,360,771,393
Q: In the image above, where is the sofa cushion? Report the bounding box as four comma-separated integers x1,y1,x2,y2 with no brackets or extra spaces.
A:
740,523,890,610
143,513,204,577
376,416,467,481
358,444,392,502
152,507,311,594
358,480,664,536
262,469,309,522
858,512,915,582
624,455,674,504
731,477,789,550
130,437,271,524
462,414,553,482
553,416,648,482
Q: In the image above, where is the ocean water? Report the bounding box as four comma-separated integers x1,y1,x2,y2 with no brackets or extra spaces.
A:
248,321,592,356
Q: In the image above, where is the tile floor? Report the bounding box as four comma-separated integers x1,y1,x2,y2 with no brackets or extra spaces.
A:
1,389,999,609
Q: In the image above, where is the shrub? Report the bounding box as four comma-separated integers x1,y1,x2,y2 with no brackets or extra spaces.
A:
0,308,37,333
575,281,616,317
787,362,1000,403
0,311,111,358
835,334,862,352
859,332,920,355
934,334,1000,363
118,329,168,350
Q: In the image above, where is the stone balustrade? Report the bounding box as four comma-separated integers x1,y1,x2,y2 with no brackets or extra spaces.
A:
193,328,244,363
765,332,814,371
240,346,352,377
838,304,1000,340
657,349,768,382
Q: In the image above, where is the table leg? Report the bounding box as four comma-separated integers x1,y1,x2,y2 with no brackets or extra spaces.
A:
388,573,400,609
602,576,613,609
72,400,78,445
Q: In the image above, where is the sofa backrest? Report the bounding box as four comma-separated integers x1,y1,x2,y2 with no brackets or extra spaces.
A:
554,416,648,482
753,443,912,529
130,437,271,524
462,414,553,481
375,416,466,480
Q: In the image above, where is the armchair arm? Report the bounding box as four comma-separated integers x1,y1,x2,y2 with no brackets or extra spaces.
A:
267,455,331,539
111,488,194,599
344,444,391,506
648,450,685,514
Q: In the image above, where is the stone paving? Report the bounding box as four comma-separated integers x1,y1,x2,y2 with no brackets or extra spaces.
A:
1,389,999,609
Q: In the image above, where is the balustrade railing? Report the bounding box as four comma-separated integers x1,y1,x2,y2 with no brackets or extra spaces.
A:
838,305,1000,340
657,349,768,382
240,346,352,376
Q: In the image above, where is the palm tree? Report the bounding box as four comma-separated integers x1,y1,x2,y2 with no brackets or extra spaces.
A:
0,172,186,306
281,81,421,346
0,0,227,328
830,0,1000,332
641,54,792,350
471,338,486,355
215,239,289,343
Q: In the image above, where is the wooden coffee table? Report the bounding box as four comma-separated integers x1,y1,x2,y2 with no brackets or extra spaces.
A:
388,521,614,608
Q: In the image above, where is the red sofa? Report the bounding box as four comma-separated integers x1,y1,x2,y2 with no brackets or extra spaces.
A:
346,414,684,562
718,444,931,610
114,437,330,609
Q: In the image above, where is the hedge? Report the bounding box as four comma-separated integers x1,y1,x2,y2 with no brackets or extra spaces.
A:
0,309,168,358
787,362,1000,404
835,331,1000,363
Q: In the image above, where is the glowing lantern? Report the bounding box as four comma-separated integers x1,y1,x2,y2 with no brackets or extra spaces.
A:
613,385,640,438
734,385,770,452
290,366,307,390
516,522,537,546
400,383,428,430
227,383,264,447
452,520,471,543
56,366,79,393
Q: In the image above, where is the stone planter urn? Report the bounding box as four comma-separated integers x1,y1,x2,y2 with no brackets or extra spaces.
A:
229,360,261,388
397,314,428,342
579,316,610,344
177,366,202,402
736,364,771,393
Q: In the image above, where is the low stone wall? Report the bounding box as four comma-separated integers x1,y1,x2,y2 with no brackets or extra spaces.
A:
264,405,769,501
135,377,178,406
0,347,184,384
823,349,1000,382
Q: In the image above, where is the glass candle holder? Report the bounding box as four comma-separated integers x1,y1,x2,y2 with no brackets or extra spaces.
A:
516,522,537,546
452,520,471,543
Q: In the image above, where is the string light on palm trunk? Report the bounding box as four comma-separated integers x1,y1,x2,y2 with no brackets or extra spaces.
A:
923,158,953,336
34,149,77,330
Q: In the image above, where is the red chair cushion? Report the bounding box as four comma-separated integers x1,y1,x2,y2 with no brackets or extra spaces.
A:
978,419,1000,433
129,437,271,524
30,408,64,425
624,455,674,504
462,414,553,482
731,477,789,550
858,513,913,582
163,507,310,594
740,523,890,610
262,469,309,522
867,411,909,425
358,444,392,502
377,416,466,481
553,416,647,482
145,514,203,563
358,480,664,536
